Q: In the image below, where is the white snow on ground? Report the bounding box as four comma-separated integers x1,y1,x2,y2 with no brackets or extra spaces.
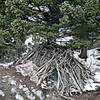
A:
25,35,73,46
25,34,46,46
11,88,17,93
0,62,13,68
84,79,100,91
41,81,47,89
16,61,37,77
5,75,36,100
25,35,34,45
3,75,17,86
94,72,100,82
10,81,36,100
56,36,73,42
74,48,100,91
2,75,10,78
32,88,44,100
18,83,35,100
0,90,5,97
15,93,24,100
10,80,16,85
19,84,23,89
2,75,11,83
56,36,73,46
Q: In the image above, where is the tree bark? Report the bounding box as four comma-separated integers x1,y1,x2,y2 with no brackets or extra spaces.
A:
79,47,87,60
79,33,88,60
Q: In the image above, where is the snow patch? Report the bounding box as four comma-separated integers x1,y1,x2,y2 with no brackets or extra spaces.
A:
2,75,17,86
32,89,44,100
74,48,100,91
56,36,73,46
19,84,23,89
41,81,47,89
16,61,37,77
15,93,24,100
10,80,16,85
2,75,10,78
56,36,73,42
25,35,34,45
0,90,5,97
84,79,100,91
0,62,13,68
11,88,17,93
18,83,35,100
2,75,11,83
94,72,100,82
22,87,35,100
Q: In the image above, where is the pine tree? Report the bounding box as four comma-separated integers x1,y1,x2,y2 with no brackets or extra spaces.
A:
0,0,34,54
0,0,65,48
27,0,65,42
0,0,99,56
63,0,100,45
60,0,100,58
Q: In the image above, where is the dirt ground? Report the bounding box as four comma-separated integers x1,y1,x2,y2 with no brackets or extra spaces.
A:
0,67,36,100
72,90,100,100
0,66,100,100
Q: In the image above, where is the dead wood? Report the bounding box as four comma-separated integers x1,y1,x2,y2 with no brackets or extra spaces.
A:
15,42,93,99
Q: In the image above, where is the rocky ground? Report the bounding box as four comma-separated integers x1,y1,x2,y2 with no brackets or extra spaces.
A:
0,66,100,100
0,66,65,100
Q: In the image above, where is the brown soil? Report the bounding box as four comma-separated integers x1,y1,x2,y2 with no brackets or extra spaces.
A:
0,67,38,100
0,66,100,100
72,91,100,100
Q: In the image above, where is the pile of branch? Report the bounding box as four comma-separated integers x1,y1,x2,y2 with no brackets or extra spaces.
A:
14,42,93,99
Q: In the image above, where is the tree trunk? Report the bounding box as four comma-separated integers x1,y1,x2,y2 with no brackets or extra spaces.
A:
79,33,88,60
79,47,87,60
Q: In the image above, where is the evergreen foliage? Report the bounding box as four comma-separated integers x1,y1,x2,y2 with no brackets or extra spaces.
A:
0,0,100,52
61,0,100,47
0,0,33,51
